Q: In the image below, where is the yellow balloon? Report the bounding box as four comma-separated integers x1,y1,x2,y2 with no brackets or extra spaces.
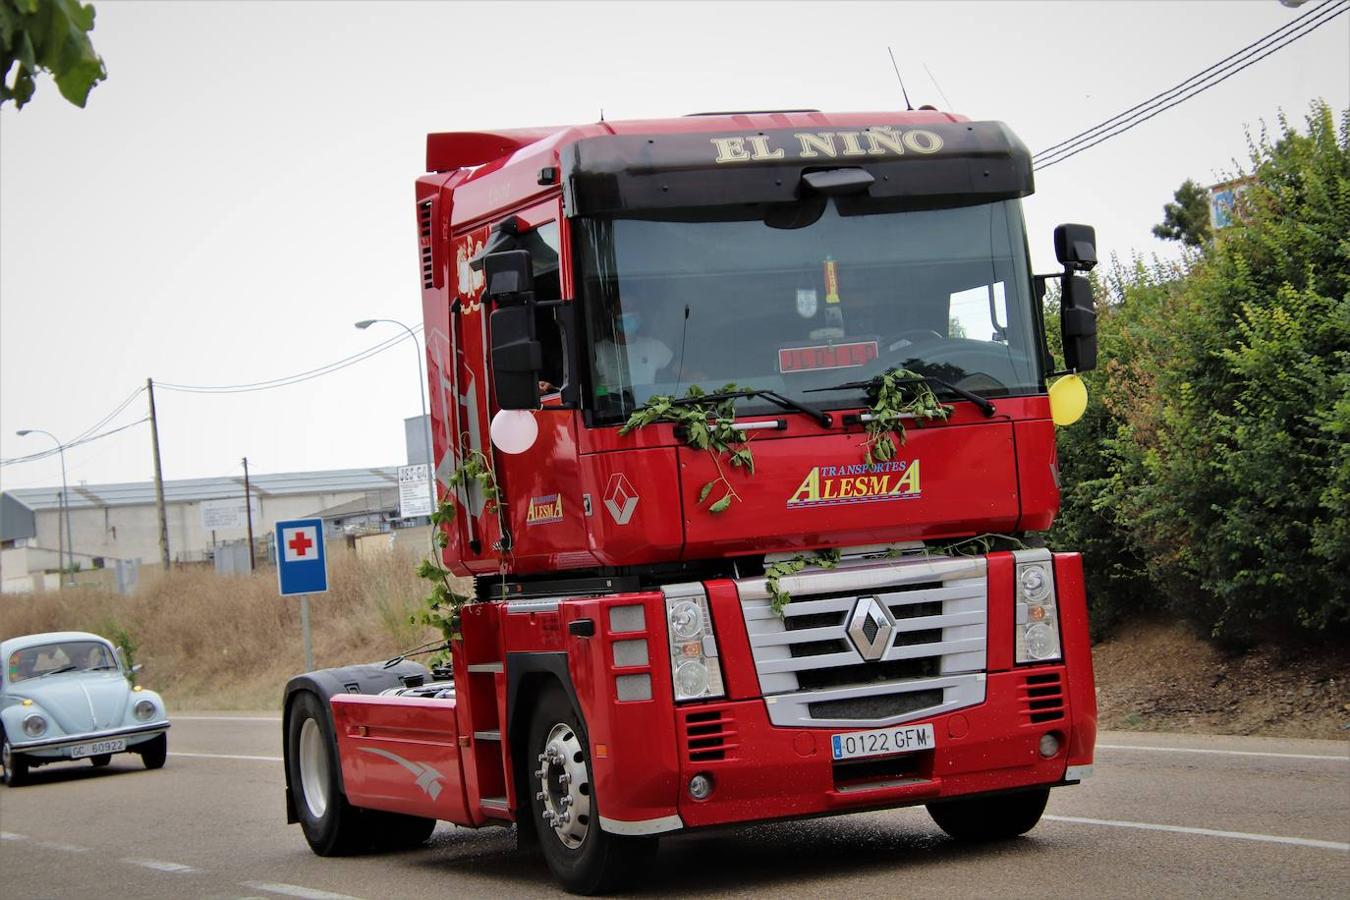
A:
1049,373,1088,426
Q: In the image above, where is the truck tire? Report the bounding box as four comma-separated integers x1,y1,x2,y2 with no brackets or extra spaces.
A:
926,787,1050,841
527,683,655,894
287,691,374,855
2,733,30,787
139,734,168,769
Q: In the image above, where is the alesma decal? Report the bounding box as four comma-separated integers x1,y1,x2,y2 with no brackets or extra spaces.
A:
526,494,564,526
787,460,921,509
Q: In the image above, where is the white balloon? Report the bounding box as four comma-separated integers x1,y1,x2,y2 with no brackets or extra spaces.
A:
490,409,539,454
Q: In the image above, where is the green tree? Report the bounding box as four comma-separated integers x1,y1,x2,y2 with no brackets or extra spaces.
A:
1151,178,1213,248
1056,102,1349,645
0,0,105,109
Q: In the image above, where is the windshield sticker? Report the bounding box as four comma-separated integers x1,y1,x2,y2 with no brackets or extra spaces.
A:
526,494,564,526
788,460,921,508
779,340,878,374
710,127,945,165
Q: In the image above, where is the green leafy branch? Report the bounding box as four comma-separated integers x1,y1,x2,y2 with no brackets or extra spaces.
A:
1,0,106,109
410,448,503,657
621,385,755,513
862,369,952,464
765,549,841,615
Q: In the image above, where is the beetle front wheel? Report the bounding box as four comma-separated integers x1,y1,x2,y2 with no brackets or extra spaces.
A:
1,734,29,787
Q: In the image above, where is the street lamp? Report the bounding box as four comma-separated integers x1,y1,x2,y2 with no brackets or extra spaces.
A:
16,428,74,586
355,319,438,544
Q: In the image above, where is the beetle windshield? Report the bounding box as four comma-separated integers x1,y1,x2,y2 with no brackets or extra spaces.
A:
573,198,1042,424
8,641,118,682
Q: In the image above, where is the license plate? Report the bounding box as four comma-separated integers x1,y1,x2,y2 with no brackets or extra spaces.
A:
831,724,935,761
69,738,126,759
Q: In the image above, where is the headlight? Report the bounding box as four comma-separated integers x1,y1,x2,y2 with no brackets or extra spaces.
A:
22,713,47,737
664,588,724,702
134,699,157,720
1014,552,1062,663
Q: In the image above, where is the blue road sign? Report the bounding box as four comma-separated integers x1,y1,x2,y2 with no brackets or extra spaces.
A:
275,517,328,596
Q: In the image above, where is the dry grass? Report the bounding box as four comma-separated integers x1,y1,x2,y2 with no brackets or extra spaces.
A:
0,550,445,710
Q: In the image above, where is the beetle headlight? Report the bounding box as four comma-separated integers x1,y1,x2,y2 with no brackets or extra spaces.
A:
1015,553,1062,663
665,589,724,702
134,699,157,721
22,713,48,737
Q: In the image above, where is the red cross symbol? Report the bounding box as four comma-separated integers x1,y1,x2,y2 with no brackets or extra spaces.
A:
288,530,314,557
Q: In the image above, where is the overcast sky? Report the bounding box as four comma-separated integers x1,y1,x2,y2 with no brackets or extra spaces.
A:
1,0,1346,492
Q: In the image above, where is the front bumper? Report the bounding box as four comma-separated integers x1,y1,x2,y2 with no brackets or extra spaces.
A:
11,721,170,759
674,666,1083,829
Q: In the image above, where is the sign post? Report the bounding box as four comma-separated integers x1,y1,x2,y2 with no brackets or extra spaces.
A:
275,517,328,671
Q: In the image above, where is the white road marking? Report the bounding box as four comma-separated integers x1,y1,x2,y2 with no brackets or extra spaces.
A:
122,857,203,873
0,832,27,840
239,881,361,900
1045,815,1350,851
174,715,281,722
34,840,89,853
170,751,283,762
1097,743,1348,762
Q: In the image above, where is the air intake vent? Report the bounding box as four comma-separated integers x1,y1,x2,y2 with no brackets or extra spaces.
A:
418,199,434,289
1021,671,1066,724
682,708,738,763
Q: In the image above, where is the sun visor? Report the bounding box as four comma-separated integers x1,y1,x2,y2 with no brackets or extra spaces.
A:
562,121,1033,217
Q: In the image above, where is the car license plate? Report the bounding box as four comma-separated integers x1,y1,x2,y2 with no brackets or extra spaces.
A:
831,724,935,761
69,738,126,759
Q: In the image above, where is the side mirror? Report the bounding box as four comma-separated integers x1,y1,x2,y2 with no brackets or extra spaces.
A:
482,249,533,299
1061,274,1097,372
490,305,543,410
1054,223,1098,272
131,663,143,674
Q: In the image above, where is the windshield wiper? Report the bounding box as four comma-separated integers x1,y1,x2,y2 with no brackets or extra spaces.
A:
37,664,79,679
805,371,997,417
671,389,833,428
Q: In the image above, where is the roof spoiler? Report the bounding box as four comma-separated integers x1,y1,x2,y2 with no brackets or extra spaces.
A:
426,127,560,172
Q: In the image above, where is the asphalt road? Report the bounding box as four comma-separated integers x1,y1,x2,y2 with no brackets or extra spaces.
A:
1,716,1346,899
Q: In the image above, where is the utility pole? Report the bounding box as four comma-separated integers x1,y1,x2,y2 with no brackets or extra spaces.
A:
146,378,171,570
242,456,256,571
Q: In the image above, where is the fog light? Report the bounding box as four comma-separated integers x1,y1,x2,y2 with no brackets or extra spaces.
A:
688,773,714,800
1039,732,1062,758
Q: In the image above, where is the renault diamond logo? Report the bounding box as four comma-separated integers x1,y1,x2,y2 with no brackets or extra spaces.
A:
847,596,895,661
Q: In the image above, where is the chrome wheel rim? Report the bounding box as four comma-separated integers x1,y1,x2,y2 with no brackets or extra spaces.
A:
535,722,591,850
297,718,330,819
1,739,10,780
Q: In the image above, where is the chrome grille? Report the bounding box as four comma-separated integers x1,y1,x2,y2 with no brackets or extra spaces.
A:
738,554,987,728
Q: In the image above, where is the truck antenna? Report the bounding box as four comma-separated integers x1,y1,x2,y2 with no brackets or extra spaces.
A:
922,62,954,110
888,46,914,111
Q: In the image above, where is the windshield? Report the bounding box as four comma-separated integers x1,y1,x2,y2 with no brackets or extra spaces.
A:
7,641,118,683
574,199,1042,423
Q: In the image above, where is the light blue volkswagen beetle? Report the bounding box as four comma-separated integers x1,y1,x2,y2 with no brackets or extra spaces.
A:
1,631,170,787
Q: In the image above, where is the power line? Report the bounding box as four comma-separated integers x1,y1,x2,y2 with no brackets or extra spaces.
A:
1033,0,1348,170
1034,0,1337,162
157,322,424,394
1,418,149,468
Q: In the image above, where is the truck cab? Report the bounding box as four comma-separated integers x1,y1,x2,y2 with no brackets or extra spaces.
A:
282,110,1100,895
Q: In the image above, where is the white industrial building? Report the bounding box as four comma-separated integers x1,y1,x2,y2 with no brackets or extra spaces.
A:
0,467,420,593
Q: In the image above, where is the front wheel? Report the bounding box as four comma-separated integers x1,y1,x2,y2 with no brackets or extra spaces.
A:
926,787,1049,841
2,734,29,787
527,684,655,894
139,734,168,770
287,691,374,856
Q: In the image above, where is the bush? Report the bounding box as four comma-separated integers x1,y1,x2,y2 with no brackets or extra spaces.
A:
1051,101,1349,645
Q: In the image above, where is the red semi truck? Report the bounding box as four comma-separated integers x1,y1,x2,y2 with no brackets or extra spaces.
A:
282,109,1101,894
